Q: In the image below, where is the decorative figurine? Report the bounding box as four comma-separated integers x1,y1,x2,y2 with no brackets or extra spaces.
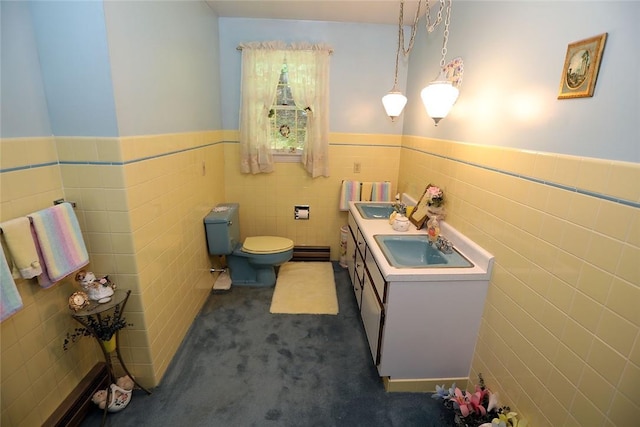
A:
75,270,115,303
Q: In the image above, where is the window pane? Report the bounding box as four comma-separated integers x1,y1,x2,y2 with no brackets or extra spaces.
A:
270,64,306,153
296,109,308,128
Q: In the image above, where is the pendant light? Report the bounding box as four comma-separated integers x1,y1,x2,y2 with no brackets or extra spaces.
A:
382,0,421,121
421,0,459,125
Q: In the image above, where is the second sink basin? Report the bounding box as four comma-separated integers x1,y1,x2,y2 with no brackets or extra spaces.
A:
355,203,395,219
374,235,473,268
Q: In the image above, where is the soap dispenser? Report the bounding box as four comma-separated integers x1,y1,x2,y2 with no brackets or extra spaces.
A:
427,216,440,243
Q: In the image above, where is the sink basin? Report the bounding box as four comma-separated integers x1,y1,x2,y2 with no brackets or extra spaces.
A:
355,203,395,219
374,235,473,268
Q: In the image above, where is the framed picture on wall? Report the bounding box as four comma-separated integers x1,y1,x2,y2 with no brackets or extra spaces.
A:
558,33,607,99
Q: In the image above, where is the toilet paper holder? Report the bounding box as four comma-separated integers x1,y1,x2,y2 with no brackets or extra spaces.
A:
294,205,310,220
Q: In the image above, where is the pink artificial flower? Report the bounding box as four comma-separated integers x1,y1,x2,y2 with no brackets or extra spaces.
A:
450,387,471,418
427,186,441,197
468,388,488,416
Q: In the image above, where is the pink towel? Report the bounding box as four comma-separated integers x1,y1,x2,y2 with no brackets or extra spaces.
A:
339,180,361,211
29,203,89,283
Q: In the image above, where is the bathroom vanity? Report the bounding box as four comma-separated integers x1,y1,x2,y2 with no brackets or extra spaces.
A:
346,201,494,391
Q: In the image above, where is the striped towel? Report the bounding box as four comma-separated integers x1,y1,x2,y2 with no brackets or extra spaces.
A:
1,243,23,321
29,203,89,283
30,224,53,289
339,180,361,211
370,182,392,202
0,217,42,279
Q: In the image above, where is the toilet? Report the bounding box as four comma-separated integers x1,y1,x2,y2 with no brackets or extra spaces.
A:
204,203,293,287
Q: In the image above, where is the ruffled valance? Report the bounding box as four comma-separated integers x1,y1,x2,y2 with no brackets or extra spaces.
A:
237,41,333,54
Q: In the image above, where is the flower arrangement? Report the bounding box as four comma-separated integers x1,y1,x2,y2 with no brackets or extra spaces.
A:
63,304,131,351
432,374,524,427
426,184,445,208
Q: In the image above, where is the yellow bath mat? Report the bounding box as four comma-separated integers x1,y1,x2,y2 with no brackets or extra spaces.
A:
270,262,338,315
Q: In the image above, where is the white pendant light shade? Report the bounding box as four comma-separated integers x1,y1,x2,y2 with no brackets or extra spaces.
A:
420,80,459,125
382,89,408,122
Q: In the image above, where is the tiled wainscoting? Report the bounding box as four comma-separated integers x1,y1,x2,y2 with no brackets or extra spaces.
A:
398,136,639,426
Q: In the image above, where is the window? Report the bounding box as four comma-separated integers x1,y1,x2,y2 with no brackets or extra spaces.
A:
269,64,307,156
239,42,331,177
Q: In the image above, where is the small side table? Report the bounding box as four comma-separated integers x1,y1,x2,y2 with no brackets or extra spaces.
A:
71,289,151,424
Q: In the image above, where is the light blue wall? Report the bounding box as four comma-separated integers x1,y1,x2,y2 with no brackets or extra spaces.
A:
0,1,52,138
2,0,221,139
104,1,221,136
28,0,119,137
218,18,406,135
5,0,636,162
403,1,639,163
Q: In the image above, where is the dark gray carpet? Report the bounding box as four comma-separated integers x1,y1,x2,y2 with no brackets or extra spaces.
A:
81,263,456,426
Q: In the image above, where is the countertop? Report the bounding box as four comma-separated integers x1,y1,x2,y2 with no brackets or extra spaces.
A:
349,201,494,282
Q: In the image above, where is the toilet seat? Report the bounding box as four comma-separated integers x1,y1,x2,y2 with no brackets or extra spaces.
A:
242,236,294,254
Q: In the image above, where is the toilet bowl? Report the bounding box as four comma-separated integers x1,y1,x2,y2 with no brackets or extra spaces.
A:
204,204,293,287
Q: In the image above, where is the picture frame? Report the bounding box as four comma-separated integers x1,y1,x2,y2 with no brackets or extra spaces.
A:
558,33,607,99
408,186,430,230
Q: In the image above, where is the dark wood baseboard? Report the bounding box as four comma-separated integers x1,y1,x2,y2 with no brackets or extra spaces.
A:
43,362,109,427
291,245,331,262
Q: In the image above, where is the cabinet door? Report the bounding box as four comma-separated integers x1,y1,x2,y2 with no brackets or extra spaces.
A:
361,270,384,366
365,250,387,303
346,226,356,284
356,228,366,257
353,248,364,308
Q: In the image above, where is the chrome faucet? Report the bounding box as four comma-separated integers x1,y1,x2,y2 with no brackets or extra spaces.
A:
393,194,406,215
436,236,453,254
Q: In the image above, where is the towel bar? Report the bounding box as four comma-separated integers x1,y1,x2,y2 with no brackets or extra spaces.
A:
340,180,390,187
0,200,77,235
53,199,77,208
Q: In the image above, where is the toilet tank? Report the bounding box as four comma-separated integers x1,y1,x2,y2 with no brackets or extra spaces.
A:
203,203,240,255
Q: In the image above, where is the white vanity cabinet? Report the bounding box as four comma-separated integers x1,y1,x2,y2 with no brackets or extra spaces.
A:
348,212,387,365
346,204,494,388
361,269,384,365
347,212,364,308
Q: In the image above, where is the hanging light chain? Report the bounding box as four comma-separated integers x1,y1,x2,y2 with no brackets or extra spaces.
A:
426,0,445,34
439,0,453,68
392,0,404,87
399,0,423,57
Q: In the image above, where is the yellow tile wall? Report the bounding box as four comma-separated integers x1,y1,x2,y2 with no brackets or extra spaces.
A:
223,131,401,259
398,135,640,426
0,137,103,427
5,131,635,427
121,131,225,383
0,131,226,426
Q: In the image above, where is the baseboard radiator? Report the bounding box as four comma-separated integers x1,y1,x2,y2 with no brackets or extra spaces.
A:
291,245,330,262
43,362,109,427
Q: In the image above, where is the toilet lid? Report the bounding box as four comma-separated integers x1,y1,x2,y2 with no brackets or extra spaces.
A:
242,236,294,254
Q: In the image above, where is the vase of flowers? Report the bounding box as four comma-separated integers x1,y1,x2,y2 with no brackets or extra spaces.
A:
101,335,117,353
63,303,131,351
425,184,445,218
432,374,524,427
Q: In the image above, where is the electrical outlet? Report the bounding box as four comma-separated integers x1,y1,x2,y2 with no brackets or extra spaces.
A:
353,162,361,173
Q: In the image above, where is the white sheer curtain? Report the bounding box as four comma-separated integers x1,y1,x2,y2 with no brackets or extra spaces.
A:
239,42,332,177
287,44,332,178
239,42,285,174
